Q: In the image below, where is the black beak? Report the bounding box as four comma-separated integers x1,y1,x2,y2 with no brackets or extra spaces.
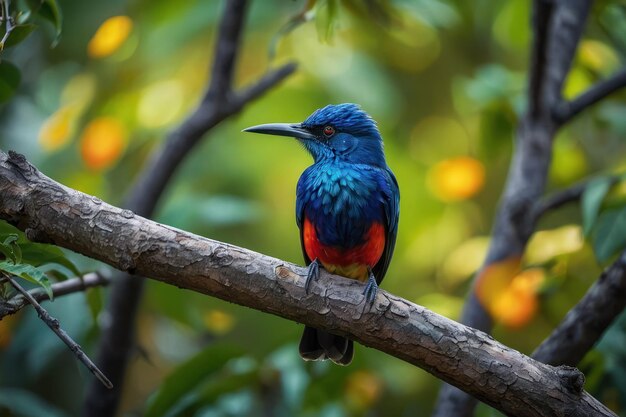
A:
243,123,316,140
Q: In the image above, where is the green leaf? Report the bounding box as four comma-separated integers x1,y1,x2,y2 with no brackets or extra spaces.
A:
315,0,338,42
0,261,53,299
24,0,62,39
591,206,626,263
144,345,243,417
269,0,315,58
0,234,20,263
20,243,81,277
85,285,103,321
160,368,259,417
36,262,77,281
582,177,612,236
39,0,62,38
0,60,21,103
2,23,37,49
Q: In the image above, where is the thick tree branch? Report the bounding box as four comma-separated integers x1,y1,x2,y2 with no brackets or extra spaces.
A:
3,274,112,389
554,69,626,125
0,272,109,318
533,250,626,366
0,151,618,417
433,1,592,416
85,1,297,415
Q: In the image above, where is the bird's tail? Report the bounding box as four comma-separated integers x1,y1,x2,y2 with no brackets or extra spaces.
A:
299,326,353,365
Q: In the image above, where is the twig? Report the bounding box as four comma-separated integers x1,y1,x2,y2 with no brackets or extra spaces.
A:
554,69,626,124
0,0,14,50
4,274,113,389
532,175,620,222
0,272,109,318
533,250,626,366
534,182,587,217
0,150,617,417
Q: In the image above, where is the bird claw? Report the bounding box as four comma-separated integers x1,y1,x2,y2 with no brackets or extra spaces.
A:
362,270,378,304
305,259,320,293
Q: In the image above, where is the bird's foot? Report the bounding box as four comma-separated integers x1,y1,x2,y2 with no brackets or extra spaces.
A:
363,270,378,304
304,259,320,293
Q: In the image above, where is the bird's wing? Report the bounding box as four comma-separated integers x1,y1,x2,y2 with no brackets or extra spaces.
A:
296,171,313,266
372,167,400,284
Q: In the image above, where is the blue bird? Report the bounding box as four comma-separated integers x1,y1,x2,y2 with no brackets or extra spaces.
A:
244,103,400,365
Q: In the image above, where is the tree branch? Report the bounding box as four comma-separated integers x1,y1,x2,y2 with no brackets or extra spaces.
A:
0,272,109,318
533,250,626,366
533,182,587,217
0,151,618,417
532,175,619,219
554,69,626,125
3,274,112,389
433,1,592,415
85,0,297,415
528,0,554,119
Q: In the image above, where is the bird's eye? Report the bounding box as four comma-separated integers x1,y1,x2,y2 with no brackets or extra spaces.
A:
323,126,335,137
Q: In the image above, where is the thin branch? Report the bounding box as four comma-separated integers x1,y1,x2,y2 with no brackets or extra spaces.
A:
0,150,617,417
533,250,626,366
0,272,109,318
4,274,113,389
0,0,14,50
533,175,620,220
554,69,626,125
528,0,554,119
204,0,247,102
534,182,587,216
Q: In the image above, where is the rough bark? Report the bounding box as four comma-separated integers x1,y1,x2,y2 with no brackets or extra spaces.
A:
533,250,626,366
0,150,619,417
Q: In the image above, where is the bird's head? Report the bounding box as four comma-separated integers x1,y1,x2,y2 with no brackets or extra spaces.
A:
244,103,386,166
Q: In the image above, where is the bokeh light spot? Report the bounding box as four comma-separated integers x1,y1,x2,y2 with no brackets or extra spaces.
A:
579,40,619,75
563,67,593,100
137,80,184,128
476,257,545,329
38,105,80,151
62,73,97,110
427,156,485,201
345,370,383,410
526,225,583,264
440,236,490,289
80,117,127,170
410,117,470,164
88,16,133,58
203,309,235,335
490,268,545,329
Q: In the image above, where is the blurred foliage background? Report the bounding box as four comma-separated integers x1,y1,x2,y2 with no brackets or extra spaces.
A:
1,0,626,416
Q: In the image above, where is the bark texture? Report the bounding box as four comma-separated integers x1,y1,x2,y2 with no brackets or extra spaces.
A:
533,251,626,366
0,151,618,417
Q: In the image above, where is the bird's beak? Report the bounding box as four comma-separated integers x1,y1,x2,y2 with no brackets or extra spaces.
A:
243,123,316,140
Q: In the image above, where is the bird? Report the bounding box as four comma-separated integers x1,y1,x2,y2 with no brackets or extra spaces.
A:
243,103,399,365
